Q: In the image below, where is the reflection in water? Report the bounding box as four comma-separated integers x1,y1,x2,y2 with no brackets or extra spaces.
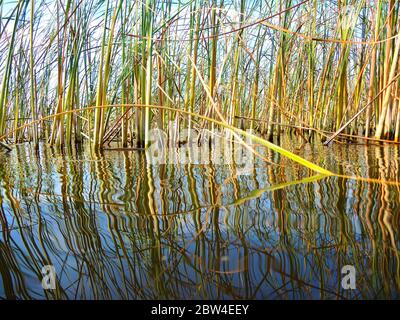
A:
0,138,399,299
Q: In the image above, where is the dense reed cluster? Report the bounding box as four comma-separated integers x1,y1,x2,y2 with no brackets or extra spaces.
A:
0,0,400,153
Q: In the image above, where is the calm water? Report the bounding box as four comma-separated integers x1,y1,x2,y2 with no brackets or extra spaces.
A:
0,137,399,299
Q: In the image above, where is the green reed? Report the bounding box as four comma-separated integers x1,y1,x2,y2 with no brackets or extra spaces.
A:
1,1,400,174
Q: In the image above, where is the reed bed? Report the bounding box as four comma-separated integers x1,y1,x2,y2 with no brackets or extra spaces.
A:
0,0,399,155
2,1,400,300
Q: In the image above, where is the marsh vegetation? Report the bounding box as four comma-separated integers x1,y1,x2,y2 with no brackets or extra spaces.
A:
0,0,400,299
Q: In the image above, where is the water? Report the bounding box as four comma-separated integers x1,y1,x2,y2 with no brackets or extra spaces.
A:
0,137,399,299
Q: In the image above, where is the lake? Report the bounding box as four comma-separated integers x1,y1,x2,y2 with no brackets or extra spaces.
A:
0,136,399,299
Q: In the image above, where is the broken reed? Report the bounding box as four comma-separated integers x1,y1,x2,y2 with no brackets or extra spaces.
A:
1,0,400,154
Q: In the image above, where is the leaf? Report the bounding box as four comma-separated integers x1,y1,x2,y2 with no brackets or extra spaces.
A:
230,174,327,206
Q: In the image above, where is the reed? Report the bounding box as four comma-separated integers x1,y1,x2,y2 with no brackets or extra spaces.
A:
0,0,23,137
2,0,400,301
0,0,400,152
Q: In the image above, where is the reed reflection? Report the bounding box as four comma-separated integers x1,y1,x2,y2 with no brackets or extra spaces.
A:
0,140,399,299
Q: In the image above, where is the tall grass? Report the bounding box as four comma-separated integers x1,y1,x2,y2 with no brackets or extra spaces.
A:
1,0,400,154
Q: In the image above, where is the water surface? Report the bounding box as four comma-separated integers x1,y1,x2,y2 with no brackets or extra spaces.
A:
0,137,399,299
